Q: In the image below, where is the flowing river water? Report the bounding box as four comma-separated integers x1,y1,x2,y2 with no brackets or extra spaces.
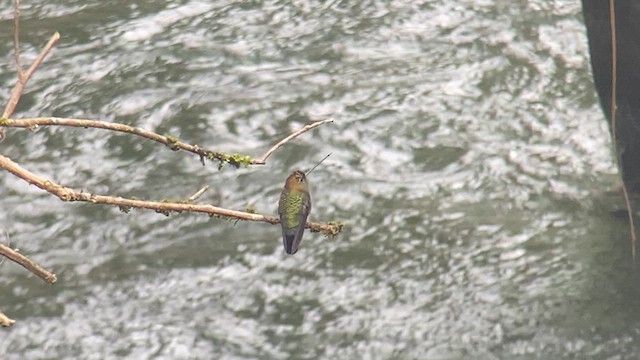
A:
1,0,640,359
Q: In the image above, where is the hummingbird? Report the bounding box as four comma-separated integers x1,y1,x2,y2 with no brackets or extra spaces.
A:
278,170,311,255
277,153,330,254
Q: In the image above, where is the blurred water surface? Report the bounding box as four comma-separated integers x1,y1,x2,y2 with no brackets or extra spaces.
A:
1,0,639,359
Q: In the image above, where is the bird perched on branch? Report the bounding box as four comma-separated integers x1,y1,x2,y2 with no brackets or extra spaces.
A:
278,170,311,255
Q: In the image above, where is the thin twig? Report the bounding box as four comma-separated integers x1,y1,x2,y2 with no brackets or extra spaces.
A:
1,117,332,168
608,0,636,260
0,155,342,236
1,30,60,143
0,229,10,267
253,118,334,164
13,0,24,81
0,243,56,284
23,33,60,84
188,186,209,202
0,309,15,328
2,33,60,120
3,117,250,167
4,116,219,154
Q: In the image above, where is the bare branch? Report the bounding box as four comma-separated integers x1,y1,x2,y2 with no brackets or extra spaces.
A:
253,118,334,164
0,154,342,236
24,33,60,83
2,32,60,121
0,243,56,284
13,0,24,81
188,186,210,202
0,229,10,267
2,116,251,166
0,0,342,329
607,0,636,260
0,309,15,328
1,117,332,168
1,27,60,143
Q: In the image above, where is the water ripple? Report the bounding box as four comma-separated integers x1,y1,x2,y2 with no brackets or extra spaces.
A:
1,0,638,359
